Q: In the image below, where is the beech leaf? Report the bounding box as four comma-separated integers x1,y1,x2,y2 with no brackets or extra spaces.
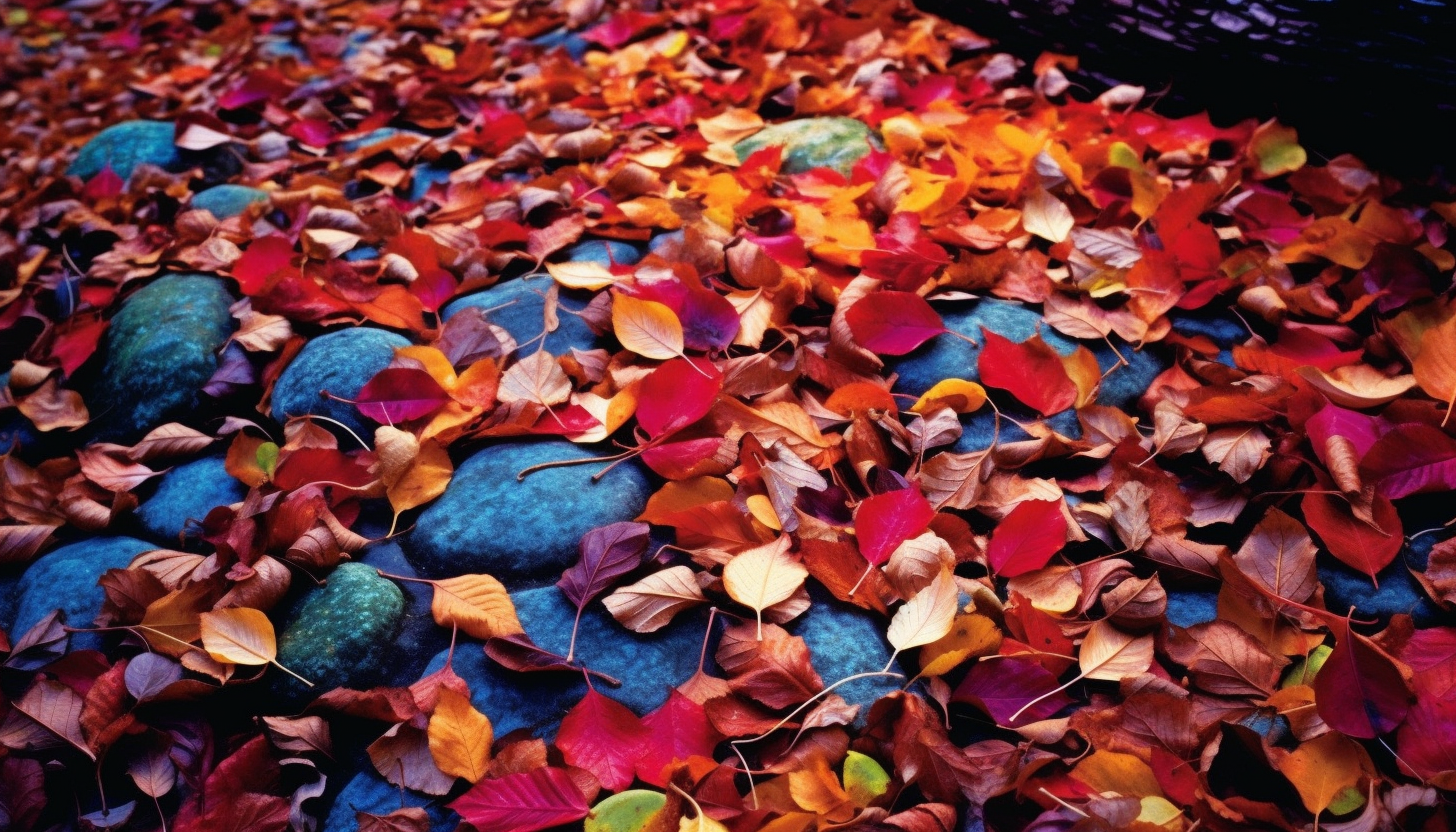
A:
886,569,958,656
430,573,524,640
722,537,808,638
428,686,493,783
448,767,589,832
602,566,708,633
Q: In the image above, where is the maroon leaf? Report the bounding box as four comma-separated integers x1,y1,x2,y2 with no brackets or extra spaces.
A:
484,635,621,686
977,328,1078,416
555,689,648,792
1360,423,1456,499
986,499,1066,578
855,487,936,566
636,358,722,438
356,367,450,424
556,522,651,609
845,292,946,355
448,767,590,832
1313,617,1412,739
953,658,1073,726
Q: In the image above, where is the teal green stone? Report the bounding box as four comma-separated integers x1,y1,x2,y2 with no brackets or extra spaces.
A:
191,184,269,218
11,537,156,651
67,121,184,181
94,275,236,441
402,441,653,582
136,454,246,544
274,563,406,699
733,117,880,176
270,328,410,437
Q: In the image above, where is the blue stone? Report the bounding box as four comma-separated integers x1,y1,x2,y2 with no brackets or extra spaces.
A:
270,327,411,438
322,770,453,832
402,441,653,582
342,246,380,262
1164,590,1220,629
440,275,598,356
274,563,406,702
792,588,902,709
136,455,246,545
648,230,685,254
531,27,591,61
0,570,23,636
421,585,708,737
1319,556,1448,627
562,239,645,267
1169,312,1245,367
67,121,184,181
407,162,453,202
733,118,880,177
11,537,156,651
94,275,236,441
191,185,269,219
339,128,402,153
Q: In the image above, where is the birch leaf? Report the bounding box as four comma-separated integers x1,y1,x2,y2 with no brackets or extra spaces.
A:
602,566,708,633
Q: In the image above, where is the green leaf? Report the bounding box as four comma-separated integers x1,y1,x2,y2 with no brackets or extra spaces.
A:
256,441,279,478
843,750,889,807
1283,644,1333,688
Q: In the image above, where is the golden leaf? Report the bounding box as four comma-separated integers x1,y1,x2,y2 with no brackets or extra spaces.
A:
427,687,493,783
612,294,685,361
431,574,523,640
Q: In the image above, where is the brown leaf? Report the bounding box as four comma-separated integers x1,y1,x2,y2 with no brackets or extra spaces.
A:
76,444,165,492
1232,508,1319,605
368,720,455,796
1165,620,1289,697
716,622,824,709
12,679,94,759
356,808,431,832
1201,426,1271,483
0,524,56,566
127,423,216,463
602,566,707,633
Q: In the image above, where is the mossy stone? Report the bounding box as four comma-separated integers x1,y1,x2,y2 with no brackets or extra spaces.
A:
270,327,410,438
68,120,184,181
356,532,450,686
402,441,653,582
733,117,879,177
11,537,155,651
321,770,452,832
191,184,268,218
420,584,707,737
93,275,236,441
274,563,406,701
135,454,246,544
440,275,598,356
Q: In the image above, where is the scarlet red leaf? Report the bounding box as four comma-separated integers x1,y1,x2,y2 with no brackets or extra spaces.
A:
986,499,1066,578
977,327,1078,416
447,767,590,832
860,212,951,291
845,292,946,355
634,690,721,786
636,358,722,438
555,689,648,792
232,235,295,296
1302,489,1403,580
357,367,450,424
855,487,936,566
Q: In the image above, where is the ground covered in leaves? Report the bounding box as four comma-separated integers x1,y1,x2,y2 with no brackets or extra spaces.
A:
3,0,1456,830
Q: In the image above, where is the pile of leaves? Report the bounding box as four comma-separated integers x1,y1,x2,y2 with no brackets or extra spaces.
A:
3,0,1456,829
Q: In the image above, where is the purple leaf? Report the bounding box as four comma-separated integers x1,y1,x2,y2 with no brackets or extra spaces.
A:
953,658,1073,727
356,367,450,424
557,522,651,609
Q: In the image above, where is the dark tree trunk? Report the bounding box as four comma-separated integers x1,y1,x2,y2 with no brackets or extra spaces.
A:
914,0,1456,176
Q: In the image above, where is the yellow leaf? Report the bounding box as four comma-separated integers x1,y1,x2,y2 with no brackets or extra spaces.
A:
787,754,854,821
1137,796,1185,830
886,569,958,655
1070,750,1161,798
546,261,620,291
387,439,453,515
918,614,1002,677
428,687,492,783
1282,732,1365,816
198,608,276,666
910,379,986,415
613,294,685,361
722,537,808,638
679,814,730,832
431,574,523,640
1413,313,1456,425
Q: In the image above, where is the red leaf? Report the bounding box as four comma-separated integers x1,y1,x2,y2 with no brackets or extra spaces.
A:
1302,490,1402,580
845,292,945,355
977,328,1078,416
1313,617,1412,739
855,487,935,566
357,367,450,424
555,689,648,792
233,235,295,296
448,768,590,832
952,657,1072,726
83,165,124,199
860,213,951,291
986,499,1065,578
1360,424,1456,499
1395,696,1456,781
634,690,722,787
636,358,721,438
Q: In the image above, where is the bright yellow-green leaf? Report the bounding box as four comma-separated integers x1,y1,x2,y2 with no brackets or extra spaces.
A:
843,750,890,807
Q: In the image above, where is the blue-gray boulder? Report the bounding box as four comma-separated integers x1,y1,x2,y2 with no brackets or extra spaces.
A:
11,537,156,651
1164,590,1220,629
68,121,184,181
531,27,591,61
733,118,879,177
270,327,410,438
403,441,653,583
135,454,246,544
420,585,708,737
273,563,406,702
1169,312,1246,368
1319,555,1447,627
322,770,452,832
93,275,236,441
191,185,268,219
792,589,902,709
440,275,598,356
562,238,645,267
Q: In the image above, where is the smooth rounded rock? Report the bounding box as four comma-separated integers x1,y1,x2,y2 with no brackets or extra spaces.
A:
440,275,597,356
191,184,268,218
321,770,452,832
1169,312,1246,367
420,585,707,736
562,238,645,267
93,275,236,441
68,120,184,181
270,327,410,438
532,27,591,61
792,588,902,710
273,563,406,701
135,454,246,544
734,117,879,177
11,537,155,651
403,441,653,582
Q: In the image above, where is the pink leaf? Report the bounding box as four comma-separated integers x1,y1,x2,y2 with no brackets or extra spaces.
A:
1360,424,1456,499
845,292,945,355
356,367,450,424
447,768,589,832
953,657,1072,726
855,487,935,566
634,690,721,787
637,358,722,438
555,689,648,792
986,499,1066,578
